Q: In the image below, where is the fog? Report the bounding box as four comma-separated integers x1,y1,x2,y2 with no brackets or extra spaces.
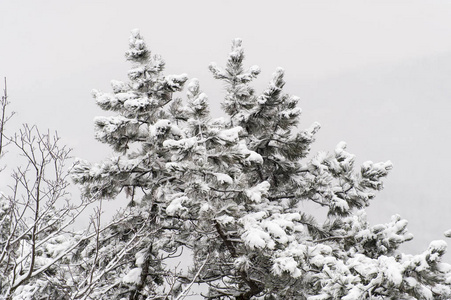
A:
1,0,451,257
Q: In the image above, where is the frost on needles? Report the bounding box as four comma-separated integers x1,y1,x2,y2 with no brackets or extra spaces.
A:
68,29,451,300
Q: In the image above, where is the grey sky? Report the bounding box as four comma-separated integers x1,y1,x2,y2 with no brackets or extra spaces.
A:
1,0,451,256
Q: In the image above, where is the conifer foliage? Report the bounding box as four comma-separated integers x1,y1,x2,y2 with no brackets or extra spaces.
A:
71,30,451,299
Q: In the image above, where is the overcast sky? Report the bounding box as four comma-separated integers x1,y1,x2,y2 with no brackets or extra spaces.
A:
2,0,451,256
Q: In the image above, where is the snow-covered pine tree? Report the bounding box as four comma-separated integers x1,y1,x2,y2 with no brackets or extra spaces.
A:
70,29,191,299
71,30,451,299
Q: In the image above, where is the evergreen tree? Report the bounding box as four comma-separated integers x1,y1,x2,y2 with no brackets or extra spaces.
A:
70,29,189,299
71,30,451,299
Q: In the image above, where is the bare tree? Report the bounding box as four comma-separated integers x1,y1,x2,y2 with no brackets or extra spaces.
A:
0,78,14,163
0,79,89,299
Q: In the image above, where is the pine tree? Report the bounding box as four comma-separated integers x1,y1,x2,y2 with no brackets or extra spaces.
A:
71,30,451,299
70,29,196,299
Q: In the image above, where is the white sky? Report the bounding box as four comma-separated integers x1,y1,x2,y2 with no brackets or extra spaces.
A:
2,0,451,255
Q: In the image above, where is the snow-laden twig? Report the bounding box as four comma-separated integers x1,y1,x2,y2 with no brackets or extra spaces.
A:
175,253,210,300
